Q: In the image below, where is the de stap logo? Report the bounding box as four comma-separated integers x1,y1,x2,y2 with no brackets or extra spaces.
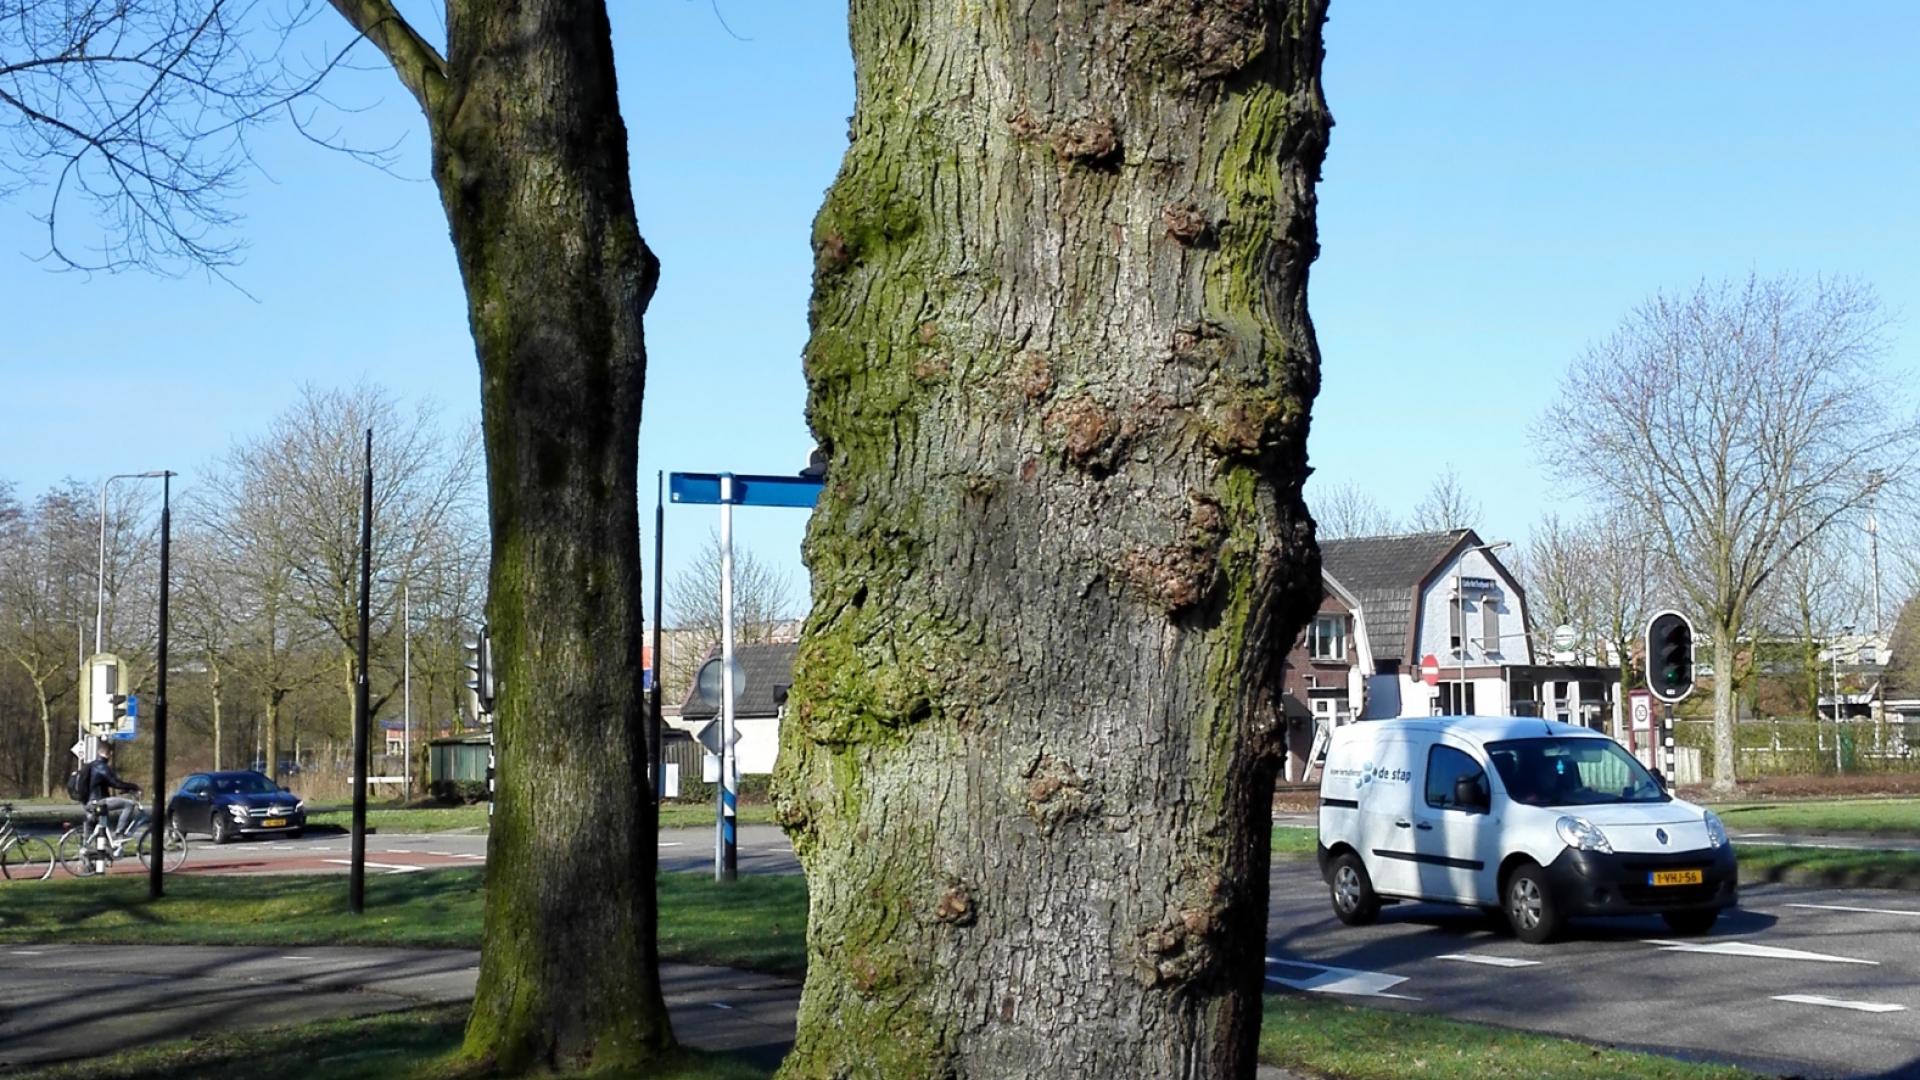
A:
1356,761,1377,790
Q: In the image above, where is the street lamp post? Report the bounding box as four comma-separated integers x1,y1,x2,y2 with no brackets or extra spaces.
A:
1833,623,1854,774
94,471,169,656
1454,539,1512,716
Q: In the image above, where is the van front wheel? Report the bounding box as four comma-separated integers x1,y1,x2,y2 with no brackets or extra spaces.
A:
1505,863,1562,944
1329,853,1380,926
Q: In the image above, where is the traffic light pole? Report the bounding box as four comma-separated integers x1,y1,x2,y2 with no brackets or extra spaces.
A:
717,475,738,883
1663,702,1676,784
349,429,373,916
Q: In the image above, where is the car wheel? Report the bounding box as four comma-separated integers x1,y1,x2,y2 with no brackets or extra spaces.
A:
1505,863,1562,945
211,814,232,845
1661,909,1719,936
1328,852,1381,926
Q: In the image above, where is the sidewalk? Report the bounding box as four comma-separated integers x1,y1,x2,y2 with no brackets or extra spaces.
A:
0,944,1304,1077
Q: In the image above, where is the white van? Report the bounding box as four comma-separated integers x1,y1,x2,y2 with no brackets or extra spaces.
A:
1316,716,1735,943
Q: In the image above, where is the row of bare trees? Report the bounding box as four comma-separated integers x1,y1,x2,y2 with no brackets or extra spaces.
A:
0,384,485,799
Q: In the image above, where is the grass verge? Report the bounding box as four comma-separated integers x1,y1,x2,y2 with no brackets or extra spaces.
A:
1737,844,1920,891
1260,993,1756,1079
1271,825,1316,859
0,869,809,975
5,1003,771,1080
1711,797,1920,836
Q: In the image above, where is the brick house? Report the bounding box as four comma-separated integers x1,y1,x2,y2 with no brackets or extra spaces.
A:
1278,572,1375,780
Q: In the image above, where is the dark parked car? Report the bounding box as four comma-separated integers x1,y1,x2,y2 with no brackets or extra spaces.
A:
167,771,307,843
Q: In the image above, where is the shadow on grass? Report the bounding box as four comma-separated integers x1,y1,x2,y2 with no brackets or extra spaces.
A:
5,1004,772,1080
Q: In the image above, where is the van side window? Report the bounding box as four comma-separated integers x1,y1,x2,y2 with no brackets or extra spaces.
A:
1426,745,1488,811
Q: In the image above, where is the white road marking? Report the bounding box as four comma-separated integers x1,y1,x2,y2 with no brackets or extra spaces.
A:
10,950,45,956
428,851,453,857
322,858,424,874
1265,957,1419,1000
709,1003,735,1011
382,849,418,855
658,842,684,848
1773,994,1906,1013
1437,954,1541,968
1730,832,1780,837
282,955,314,960
454,853,484,860
1643,939,1877,965
1787,902,1920,918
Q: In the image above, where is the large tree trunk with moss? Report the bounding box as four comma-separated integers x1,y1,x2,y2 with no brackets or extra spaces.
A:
775,3,1330,1077
324,0,671,1070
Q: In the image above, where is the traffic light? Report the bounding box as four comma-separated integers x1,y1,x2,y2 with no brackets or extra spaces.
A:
1645,610,1695,704
465,624,496,717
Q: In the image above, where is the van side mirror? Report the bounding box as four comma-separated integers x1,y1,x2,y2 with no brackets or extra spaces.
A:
1453,774,1490,813
1650,769,1668,793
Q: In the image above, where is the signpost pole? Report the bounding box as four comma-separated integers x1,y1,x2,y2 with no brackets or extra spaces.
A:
349,429,373,916
148,473,171,901
651,472,666,806
718,475,738,882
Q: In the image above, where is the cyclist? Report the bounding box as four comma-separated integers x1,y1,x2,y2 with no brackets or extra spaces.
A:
83,742,141,850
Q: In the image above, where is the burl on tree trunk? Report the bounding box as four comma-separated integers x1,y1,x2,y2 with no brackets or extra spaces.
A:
776,2,1331,1077
326,0,671,1070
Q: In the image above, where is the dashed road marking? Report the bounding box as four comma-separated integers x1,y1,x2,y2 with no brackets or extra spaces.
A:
429,851,453,857
1773,994,1906,1013
282,955,314,960
1786,902,1920,918
10,950,45,956
709,1003,735,1011
659,842,684,848
1265,957,1419,1000
1644,939,1876,965
1437,954,1540,968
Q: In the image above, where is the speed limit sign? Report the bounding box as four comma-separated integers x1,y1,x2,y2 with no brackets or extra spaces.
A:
1630,693,1652,730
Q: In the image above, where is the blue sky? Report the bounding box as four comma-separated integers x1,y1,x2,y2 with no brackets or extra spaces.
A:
2,1,1916,617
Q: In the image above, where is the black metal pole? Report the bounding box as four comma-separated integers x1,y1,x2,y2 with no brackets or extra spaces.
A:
148,472,172,901
651,472,665,805
350,429,373,915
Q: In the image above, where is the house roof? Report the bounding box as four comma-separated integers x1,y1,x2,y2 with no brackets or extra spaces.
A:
1319,529,1477,666
679,640,800,721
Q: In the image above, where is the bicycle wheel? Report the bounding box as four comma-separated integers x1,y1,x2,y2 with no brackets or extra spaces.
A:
138,824,188,873
1,836,56,881
55,829,103,877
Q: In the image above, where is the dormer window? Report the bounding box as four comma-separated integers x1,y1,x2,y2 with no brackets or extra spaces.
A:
1309,615,1346,661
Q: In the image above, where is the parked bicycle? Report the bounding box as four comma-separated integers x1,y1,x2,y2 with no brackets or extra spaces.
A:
0,803,56,881
55,797,188,877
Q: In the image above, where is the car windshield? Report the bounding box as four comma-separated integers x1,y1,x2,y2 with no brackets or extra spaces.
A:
1484,738,1667,806
210,773,281,796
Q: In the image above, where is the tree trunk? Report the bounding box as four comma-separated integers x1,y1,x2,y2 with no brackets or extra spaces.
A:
37,687,52,800
265,692,283,779
435,1,669,1070
1712,631,1737,792
211,668,225,772
775,4,1330,1076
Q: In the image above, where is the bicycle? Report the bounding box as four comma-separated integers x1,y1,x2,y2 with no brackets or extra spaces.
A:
0,803,56,881
55,797,188,877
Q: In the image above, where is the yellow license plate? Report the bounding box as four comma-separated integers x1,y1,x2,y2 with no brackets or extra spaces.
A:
1649,869,1703,886
262,818,287,828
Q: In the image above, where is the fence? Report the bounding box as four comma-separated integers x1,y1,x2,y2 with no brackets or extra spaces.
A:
1673,716,1920,777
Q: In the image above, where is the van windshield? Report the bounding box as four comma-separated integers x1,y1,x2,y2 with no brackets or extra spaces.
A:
1484,738,1667,806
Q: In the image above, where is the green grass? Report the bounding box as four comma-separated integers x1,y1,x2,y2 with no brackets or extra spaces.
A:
1713,797,1920,836
0,868,810,974
1259,993,1756,1079
1737,844,1920,891
1271,825,1316,859
300,803,778,833
4,1003,771,1080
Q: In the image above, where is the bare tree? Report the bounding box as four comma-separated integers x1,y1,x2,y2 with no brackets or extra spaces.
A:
0,485,87,796
1524,513,1656,728
1540,275,1920,792
1410,465,1480,532
1311,479,1398,540
0,0,360,275
662,532,798,704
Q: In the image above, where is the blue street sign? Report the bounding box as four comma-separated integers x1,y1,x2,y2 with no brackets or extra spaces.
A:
669,472,823,509
126,695,137,719
115,695,137,740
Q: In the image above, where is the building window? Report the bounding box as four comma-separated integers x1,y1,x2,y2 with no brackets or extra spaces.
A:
1481,599,1500,654
1309,615,1346,661
1435,681,1476,715
1449,597,1465,653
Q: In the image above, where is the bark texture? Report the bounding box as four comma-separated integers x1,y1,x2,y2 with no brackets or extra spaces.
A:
1712,631,1737,792
326,0,671,1069
776,3,1330,1077
437,4,669,1072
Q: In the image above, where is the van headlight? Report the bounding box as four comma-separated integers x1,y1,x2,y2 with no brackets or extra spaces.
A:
1555,815,1614,854
1704,811,1727,849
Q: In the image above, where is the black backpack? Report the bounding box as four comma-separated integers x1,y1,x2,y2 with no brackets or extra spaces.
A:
66,766,88,804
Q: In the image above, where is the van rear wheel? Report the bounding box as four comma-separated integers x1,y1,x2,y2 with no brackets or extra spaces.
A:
1329,852,1380,926
1505,863,1563,944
